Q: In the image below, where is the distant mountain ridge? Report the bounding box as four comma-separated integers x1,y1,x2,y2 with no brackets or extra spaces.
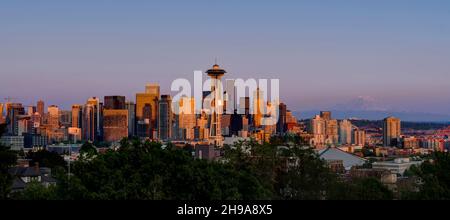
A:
294,96,450,122
294,110,450,122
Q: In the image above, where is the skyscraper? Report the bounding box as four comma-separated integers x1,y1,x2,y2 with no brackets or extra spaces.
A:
276,103,287,134
102,96,128,142
145,83,160,96
353,129,366,146
383,116,401,147
310,115,326,146
158,95,172,141
103,109,128,143
7,103,25,135
206,64,226,146
325,119,339,144
37,100,45,116
230,109,243,136
320,111,332,121
136,84,159,138
0,103,4,124
47,105,59,128
224,79,236,114
178,97,196,140
239,97,250,116
339,119,353,145
104,96,126,110
82,104,97,141
126,101,136,137
17,115,32,136
27,106,36,116
59,110,72,128
253,88,264,128
86,97,103,141
71,104,83,128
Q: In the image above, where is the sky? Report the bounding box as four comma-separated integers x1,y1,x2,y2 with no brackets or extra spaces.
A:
1,0,450,114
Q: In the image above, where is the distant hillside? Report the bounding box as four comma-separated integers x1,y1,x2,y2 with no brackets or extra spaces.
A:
294,110,450,123
349,120,450,130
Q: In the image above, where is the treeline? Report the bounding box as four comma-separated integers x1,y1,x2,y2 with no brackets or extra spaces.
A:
4,136,393,200
350,120,450,130
2,122,450,200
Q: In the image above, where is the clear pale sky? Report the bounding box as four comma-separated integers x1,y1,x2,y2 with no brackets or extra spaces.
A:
1,0,449,113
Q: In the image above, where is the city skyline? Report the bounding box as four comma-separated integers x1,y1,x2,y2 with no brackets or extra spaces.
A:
1,0,450,115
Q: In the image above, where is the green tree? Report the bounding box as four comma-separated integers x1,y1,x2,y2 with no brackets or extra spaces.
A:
14,181,57,200
26,149,66,169
328,178,394,200
0,123,18,199
403,152,450,200
79,142,98,160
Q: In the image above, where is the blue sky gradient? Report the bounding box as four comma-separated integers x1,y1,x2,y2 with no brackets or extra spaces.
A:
1,0,449,114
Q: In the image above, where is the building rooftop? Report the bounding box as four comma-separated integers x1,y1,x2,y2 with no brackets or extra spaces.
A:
319,147,366,170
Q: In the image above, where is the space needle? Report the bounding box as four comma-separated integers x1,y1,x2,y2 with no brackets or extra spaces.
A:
206,63,226,147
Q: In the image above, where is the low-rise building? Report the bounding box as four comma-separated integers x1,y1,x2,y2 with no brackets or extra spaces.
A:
372,158,423,176
0,136,24,151
319,147,367,171
8,163,57,193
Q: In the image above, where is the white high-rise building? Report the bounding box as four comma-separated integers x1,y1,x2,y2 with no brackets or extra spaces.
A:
339,119,353,145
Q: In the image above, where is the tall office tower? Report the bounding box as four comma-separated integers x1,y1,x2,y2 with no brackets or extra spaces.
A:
158,95,172,141
145,83,160,95
325,119,339,144
0,103,4,124
59,110,72,128
230,109,243,136
103,109,128,143
221,114,232,136
224,79,237,114
136,86,159,138
353,129,366,146
27,106,36,116
253,88,265,128
126,101,136,137
383,116,401,147
263,102,277,135
82,104,97,141
71,105,83,128
87,97,103,141
104,96,126,110
277,103,287,134
310,115,325,135
37,100,45,116
310,115,326,146
286,111,297,124
196,111,209,140
320,111,332,121
206,64,226,146
136,104,152,138
136,93,154,138
241,115,249,134
7,103,25,135
178,97,196,140
47,105,59,128
202,91,212,110
103,96,128,142
17,115,32,136
31,112,41,130
339,119,353,145
146,83,160,127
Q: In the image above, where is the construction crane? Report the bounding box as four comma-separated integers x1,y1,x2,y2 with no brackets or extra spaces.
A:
3,96,17,103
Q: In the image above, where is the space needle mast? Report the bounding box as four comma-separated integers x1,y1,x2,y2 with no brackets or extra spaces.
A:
206,63,226,147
